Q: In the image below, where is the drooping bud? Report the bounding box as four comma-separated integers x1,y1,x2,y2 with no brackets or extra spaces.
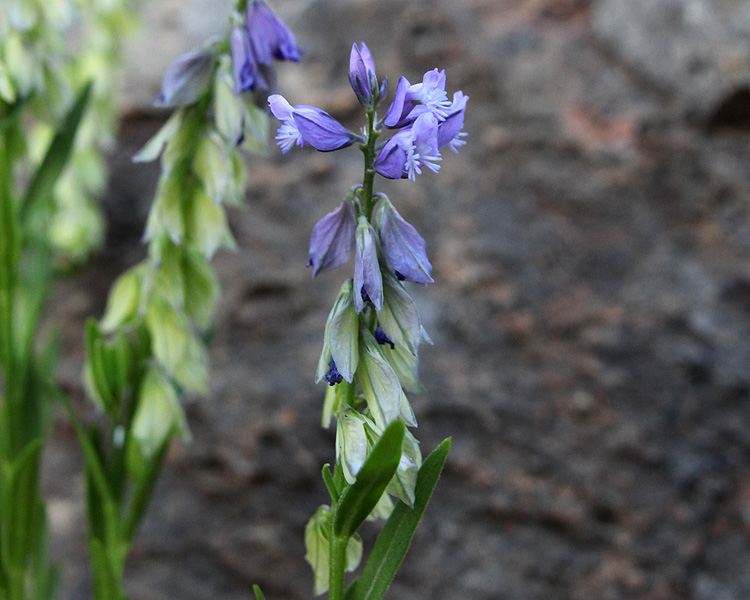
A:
377,198,433,284
336,407,370,484
230,25,267,94
386,429,422,507
354,216,383,313
315,279,359,384
132,367,190,459
246,0,301,65
378,271,423,354
357,328,405,429
307,196,356,276
156,45,217,108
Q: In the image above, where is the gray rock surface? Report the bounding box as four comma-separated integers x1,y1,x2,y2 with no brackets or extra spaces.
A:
593,0,750,119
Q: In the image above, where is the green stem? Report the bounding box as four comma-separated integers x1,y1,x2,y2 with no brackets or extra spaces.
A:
359,109,379,221
328,534,349,600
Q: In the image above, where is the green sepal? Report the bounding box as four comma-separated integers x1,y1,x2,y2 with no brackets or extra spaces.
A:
333,420,405,539
351,438,451,600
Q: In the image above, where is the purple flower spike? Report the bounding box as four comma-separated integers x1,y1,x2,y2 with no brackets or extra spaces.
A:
437,91,469,152
246,0,300,65
374,112,441,182
354,217,383,313
349,42,386,108
156,46,216,107
378,200,433,284
307,198,357,276
230,26,267,94
268,94,359,152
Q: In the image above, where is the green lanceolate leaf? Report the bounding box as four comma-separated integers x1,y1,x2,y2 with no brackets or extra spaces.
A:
2,439,42,566
20,82,92,224
351,437,451,600
333,420,405,539
253,584,267,600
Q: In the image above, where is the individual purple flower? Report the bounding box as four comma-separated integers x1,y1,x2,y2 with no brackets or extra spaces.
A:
230,25,268,94
268,94,360,153
373,112,441,182
156,46,217,107
307,197,357,276
246,0,300,65
354,217,383,313
348,42,387,108
437,91,469,152
377,198,433,284
383,69,452,129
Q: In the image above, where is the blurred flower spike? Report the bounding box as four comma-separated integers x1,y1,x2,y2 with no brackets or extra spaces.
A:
232,0,300,94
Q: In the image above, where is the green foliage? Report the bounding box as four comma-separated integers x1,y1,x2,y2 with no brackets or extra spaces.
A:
348,438,451,600
333,420,405,539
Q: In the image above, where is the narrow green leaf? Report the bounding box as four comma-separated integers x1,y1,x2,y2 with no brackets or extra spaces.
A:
353,438,451,600
333,420,405,538
5,439,43,564
20,82,92,222
122,432,171,543
253,584,267,600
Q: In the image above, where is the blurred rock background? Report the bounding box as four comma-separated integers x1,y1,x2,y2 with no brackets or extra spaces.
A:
45,0,750,598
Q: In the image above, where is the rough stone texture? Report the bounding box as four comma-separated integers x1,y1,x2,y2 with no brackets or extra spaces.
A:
45,0,750,599
593,0,750,120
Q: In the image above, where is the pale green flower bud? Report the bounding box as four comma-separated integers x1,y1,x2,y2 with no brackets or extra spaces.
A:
193,131,232,205
386,429,421,507
172,333,209,394
379,271,422,355
132,367,189,459
336,407,370,484
145,297,190,374
357,328,405,429
213,56,244,146
145,172,185,245
184,186,236,259
315,279,359,384
100,267,143,332
305,506,362,596
181,246,219,329
380,341,424,394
